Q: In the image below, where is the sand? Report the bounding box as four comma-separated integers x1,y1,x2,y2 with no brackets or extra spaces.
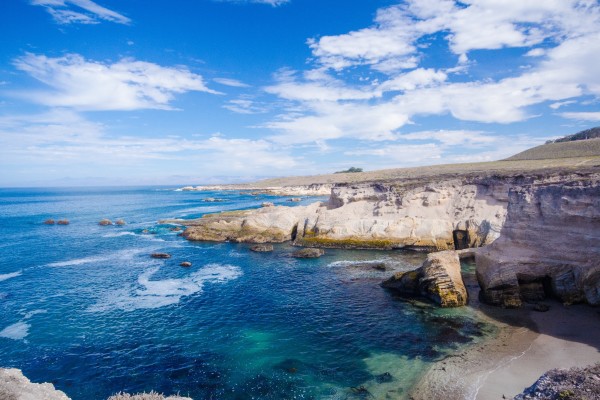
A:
409,301,600,400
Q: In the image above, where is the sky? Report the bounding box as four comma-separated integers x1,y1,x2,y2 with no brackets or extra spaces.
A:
1,0,599,187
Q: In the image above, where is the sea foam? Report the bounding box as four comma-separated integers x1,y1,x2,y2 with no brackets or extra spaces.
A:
46,248,147,267
0,321,30,340
0,271,22,282
89,263,242,312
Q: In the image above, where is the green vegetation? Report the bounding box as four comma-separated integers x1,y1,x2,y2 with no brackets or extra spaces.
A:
547,126,600,143
334,167,363,174
506,138,600,161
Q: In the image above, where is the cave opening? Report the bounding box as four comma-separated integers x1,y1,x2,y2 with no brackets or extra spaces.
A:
453,229,470,250
291,223,298,241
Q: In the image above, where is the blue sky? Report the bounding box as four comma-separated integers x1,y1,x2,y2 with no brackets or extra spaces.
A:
1,0,599,186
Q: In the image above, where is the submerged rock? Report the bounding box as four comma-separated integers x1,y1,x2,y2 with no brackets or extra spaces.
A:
99,219,113,226
151,253,171,259
292,248,325,258
250,244,274,252
382,251,467,307
0,368,70,400
115,219,126,226
57,219,70,225
180,261,192,267
44,219,55,225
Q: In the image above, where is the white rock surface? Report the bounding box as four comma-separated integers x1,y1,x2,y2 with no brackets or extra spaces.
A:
0,368,70,400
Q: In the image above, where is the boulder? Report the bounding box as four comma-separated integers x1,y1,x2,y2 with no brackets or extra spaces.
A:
99,219,113,226
0,368,70,400
57,219,69,225
287,198,302,202
115,219,126,226
292,248,325,258
151,253,171,259
250,244,274,252
382,250,468,307
43,219,55,225
180,262,192,267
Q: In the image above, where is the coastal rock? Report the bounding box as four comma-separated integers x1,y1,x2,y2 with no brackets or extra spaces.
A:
476,174,600,307
150,253,171,259
287,198,302,202
0,368,70,400
57,219,69,225
170,177,509,250
115,219,126,226
514,363,600,400
292,248,325,258
261,202,274,207
108,393,192,400
250,244,274,252
382,251,467,307
43,219,55,225
99,219,113,226
180,261,192,267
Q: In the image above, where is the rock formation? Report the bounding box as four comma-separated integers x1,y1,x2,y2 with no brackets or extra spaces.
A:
514,363,600,400
57,219,69,225
180,261,192,267
382,251,467,307
292,248,325,258
250,244,274,252
150,253,171,259
99,219,113,226
476,173,600,307
0,368,70,400
44,219,55,225
171,177,509,251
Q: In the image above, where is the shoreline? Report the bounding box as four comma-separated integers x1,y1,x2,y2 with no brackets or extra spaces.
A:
409,297,600,399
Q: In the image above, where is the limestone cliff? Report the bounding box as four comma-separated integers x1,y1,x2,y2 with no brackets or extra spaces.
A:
476,172,600,307
173,177,510,251
0,368,70,400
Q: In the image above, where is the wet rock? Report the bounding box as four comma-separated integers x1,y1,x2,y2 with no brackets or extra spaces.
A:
115,219,126,226
57,219,70,225
0,368,70,400
375,372,393,383
514,363,600,400
170,227,182,232
99,219,113,226
292,248,325,258
287,198,302,202
261,202,275,207
204,198,224,203
44,219,55,225
180,261,192,267
151,253,171,259
108,392,192,400
382,250,467,307
250,244,274,252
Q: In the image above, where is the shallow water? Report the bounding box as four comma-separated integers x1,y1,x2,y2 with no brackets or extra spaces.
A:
0,187,494,399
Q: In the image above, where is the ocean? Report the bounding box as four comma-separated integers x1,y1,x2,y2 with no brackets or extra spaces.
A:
0,187,493,399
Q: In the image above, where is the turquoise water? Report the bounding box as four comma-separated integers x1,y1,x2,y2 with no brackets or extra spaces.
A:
0,187,492,399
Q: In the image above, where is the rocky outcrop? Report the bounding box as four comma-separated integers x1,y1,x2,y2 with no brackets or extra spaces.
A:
150,253,171,259
292,248,325,258
514,363,600,400
108,392,192,400
0,368,70,400
382,251,467,307
172,177,509,251
98,219,113,226
250,244,274,252
476,173,600,307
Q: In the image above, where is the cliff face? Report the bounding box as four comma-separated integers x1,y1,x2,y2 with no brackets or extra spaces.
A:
0,368,70,400
177,177,510,251
476,173,600,307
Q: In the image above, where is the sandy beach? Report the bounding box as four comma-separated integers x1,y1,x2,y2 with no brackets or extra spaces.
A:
410,295,600,399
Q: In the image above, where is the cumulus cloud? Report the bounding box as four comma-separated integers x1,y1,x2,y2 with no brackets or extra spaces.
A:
13,53,219,111
31,0,130,24
263,0,600,146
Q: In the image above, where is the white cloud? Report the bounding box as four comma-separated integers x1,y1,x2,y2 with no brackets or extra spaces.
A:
223,98,268,114
345,143,442,164
213,78,250,88
559,111,600,121
31,0,130,24
13,53,219,111
550,100,577,110
401,130,497,146
217,0,290,6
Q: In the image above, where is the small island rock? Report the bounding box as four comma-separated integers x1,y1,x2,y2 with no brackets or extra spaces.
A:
250,244,274,252
261,202,275,207
151,253,171,259
99,219,113,226
44,219,55,225
115,219,126,225
180,261,192,267
57,219,70,225
292,248,325,258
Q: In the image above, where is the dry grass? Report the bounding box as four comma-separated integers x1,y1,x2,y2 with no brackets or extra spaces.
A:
242,155,600,188
506,138,600,161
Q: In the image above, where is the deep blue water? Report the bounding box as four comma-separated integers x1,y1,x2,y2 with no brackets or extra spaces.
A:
0,187,493,399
